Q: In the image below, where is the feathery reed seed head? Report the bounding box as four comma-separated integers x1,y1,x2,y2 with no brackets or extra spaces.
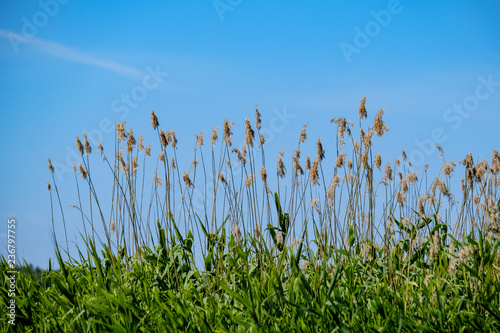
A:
299,123,308,143
359,97,367,121
151,110,159,130
76,136,84,155
78,163,87,179
183,171,193,187
196,131,204,147
373,109,389,137
84,132,91,155
374,153,382,170
277,153,286,178
244,118,255,147
211,126,219,146
310,160,320,186
255,105,261,130
48,158,54,173
223,119,234,146
316,138,325,161
259,133,265,147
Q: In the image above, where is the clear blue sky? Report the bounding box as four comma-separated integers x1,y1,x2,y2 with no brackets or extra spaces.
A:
1,1,499,269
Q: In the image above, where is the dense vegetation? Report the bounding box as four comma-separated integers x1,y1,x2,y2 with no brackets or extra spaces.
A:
2,99,500,332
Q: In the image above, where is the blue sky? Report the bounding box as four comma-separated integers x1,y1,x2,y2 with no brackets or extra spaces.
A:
1,0,499,269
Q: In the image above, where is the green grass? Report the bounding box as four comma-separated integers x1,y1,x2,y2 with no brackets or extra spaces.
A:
1,100,500,332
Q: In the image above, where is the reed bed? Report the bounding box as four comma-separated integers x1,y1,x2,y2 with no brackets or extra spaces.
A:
1,98,500,332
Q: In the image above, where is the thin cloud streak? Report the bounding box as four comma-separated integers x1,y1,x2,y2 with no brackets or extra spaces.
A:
0,28,145,80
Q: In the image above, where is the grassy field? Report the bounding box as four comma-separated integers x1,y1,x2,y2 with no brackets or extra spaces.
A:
2,99,500,332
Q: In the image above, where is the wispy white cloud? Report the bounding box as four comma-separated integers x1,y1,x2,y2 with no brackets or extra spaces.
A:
0,28,145,80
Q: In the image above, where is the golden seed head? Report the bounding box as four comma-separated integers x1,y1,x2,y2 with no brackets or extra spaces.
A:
84,133,91,156
259,133,265,147
353,140,359,153
244,118,255,147
245,174,254,188
165,130,173,145
255,105,261,130
192,158,200,169
72,161,76,172
435,144,444,158
138,134,144,150
491,150,500,174
396,191,406,206
316,138,325,161
473,194,480,206
395,158,401,167
310,160,320,186
331,117,351,140
441,161,454,176
362,129,374,150
132,156,138,174
493,149,500,164
400,177,408,193
374,153,382,170
418,195,427,215
461,152,474,169
402,149,407,161
384,163,393,180
277,153,286,178
183,171,193,187
78,163,87,179
305,156,311,170
153,170,162,187
310,197,320,213
127,129,136,153
299,123,308,143
348,159,353,170
365,167,373,188
116,121,127,142
218,171,227,185
437,178,449,196
76,136,84,155
110,221,115,234
336,152,347,168
48,158,54,173
473,159,488,182
171,133,178,148
331,175,341,189
159,129,167,148
293,149,303,176
145,144,151,156
373,109,389,138
46,182,51,190
211,126,219,147
361,152,369,169
151,110,159,130
158,152,165,162
358,97,367,121
171,157,176,169
232,147,247,165
407,171,419,184
98,141,104,156
260,166,267,184
223,119,234,146
196,130,204,147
